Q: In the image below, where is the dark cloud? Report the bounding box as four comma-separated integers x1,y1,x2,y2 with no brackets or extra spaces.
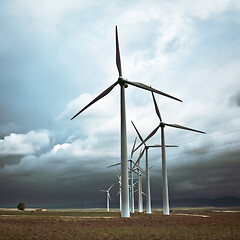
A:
0,155,22,168
1,147,239,208
230,90,240,107
167,148,240,198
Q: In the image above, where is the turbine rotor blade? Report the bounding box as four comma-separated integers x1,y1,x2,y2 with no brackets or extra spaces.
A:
108,184,114,191
131,137,137,158
132,148,145,170
164,123,206,134
131,121,144,143
149,165,156,170
108,159,131,168
151,92,162,121
99,190,107,192
116,26,122,77
123,79,182,102
133,181,138,186
108,192,111,201
134,125,160,152
132,163,145,173
107,162,121,168
147,144,179,148
71,81,119,120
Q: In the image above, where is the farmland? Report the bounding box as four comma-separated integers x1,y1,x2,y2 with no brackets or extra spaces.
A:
0,208,240,239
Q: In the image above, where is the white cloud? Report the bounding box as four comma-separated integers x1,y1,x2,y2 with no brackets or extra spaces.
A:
7,0,91,36
59,91,119,121
0,130,50,156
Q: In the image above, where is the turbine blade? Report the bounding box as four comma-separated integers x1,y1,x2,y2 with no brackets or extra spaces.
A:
99,190,107,192
164,123,206,134
108,192,111,201
134,125,160,152
132,148,145,170
132,169,139,175
131,121,144,142
142,192,147,197
107,162,121,168
133,181,138,186
149,165,156,170
147,144,178,148
71,81,118,120
151,92,162,121
124,79,182,102
108,184,114,191
132,162,145,173
116,26,122,76
131,137,137,158
108,160,131,168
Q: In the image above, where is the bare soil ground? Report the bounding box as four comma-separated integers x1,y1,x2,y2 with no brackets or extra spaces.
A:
0,208,240,239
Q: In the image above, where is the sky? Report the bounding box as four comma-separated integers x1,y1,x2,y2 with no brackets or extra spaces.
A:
0,0,240,208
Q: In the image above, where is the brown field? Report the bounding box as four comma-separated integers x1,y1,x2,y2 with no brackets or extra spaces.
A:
0,208,240,239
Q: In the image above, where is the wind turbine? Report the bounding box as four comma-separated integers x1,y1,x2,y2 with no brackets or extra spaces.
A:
129,137,137,213
131,121,178,214
135,92,205,215
99,184,114,212
71,26,182,217
132,165,145,213
108,140,141,214
130,149,146,213
117,175,122,211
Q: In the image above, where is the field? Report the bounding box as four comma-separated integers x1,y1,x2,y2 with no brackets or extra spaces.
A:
0,208,240,239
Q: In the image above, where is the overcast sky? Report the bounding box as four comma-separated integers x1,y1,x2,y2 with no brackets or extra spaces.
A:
0,0,240,208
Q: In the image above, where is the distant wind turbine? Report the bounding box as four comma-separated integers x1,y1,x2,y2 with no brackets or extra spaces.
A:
117,175,122,211
99,184,114,212
71,26,182,217
129,137,137,213
133,166,144,213
107,139,140,214
135,92,205,215
131,149,146,213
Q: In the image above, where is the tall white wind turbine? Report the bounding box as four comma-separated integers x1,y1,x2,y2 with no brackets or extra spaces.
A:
99,184,114,212
131,121,178,214
71,26,182,217
135,92,205,215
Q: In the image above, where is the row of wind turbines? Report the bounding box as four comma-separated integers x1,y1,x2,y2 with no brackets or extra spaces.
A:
71,26,205,217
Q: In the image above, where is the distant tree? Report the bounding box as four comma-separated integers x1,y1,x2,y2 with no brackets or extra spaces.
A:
17,202,25,211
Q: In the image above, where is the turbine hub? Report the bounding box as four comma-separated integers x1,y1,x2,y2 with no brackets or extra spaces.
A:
160,121,165,128
118,76,128,88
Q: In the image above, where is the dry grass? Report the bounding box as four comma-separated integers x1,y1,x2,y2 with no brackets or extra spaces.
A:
0,208,240,239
